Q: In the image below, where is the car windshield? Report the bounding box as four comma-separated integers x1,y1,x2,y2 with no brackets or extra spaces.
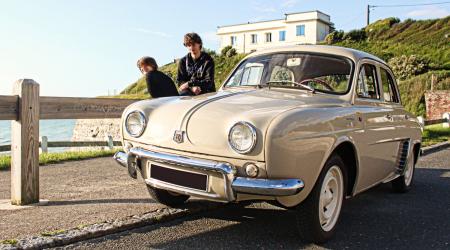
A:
224,52,353,94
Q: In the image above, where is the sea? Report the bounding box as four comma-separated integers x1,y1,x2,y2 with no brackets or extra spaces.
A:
0,120,76,154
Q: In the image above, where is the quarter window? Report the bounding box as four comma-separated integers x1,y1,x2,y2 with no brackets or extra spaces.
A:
357,64,380,99
380,68,399,103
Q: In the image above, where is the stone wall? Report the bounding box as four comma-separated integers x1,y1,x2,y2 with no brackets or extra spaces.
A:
71,119,121,150
425,91,450,120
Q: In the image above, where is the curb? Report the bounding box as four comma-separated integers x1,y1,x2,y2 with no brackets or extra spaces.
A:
421,141,450,156
0,201,222,250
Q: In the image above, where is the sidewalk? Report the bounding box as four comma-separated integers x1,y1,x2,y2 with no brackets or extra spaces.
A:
0,157,164,240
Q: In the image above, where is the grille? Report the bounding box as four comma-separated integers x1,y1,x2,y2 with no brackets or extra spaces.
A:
396,140,410,172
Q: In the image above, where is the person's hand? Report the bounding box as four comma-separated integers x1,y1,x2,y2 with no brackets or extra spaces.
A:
191,86,201,95
179,82,189,91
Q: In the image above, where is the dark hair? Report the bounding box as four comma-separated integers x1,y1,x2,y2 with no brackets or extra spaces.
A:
137,56,158,71
183,32,203,49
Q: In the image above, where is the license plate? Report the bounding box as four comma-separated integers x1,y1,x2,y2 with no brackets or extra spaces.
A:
150,164,208,191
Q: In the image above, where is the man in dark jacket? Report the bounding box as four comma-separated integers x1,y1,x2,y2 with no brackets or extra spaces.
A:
137,57,179,98
177,33,215,96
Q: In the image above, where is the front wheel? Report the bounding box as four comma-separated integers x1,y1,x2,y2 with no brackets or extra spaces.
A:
147,186,190,207
296,154,347,243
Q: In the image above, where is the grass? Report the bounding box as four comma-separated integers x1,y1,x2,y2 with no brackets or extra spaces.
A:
40,229,66,237
0,239,18,245
0,149,119,170
422,124,450,147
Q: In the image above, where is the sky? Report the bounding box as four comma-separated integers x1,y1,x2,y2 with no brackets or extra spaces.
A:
0,0,448,97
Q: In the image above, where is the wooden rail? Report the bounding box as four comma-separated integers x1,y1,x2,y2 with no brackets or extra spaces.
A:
0,138,123,153
0,79,141,205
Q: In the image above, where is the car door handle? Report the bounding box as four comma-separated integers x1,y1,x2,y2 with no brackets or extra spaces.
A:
384,114,393,121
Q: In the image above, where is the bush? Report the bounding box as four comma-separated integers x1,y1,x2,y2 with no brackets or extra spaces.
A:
343,29,366,41
225,48,237,57
325,30,344,44
221,46,233,56
388,55,429,80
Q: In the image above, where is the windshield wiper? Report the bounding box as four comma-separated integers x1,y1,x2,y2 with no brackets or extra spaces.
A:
262,81,316,93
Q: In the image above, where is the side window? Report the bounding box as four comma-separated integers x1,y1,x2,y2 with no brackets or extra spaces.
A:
380,68,399,103
357,64,380,99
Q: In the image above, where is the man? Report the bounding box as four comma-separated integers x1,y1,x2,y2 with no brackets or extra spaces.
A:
137,56,179,98
177,33,215,96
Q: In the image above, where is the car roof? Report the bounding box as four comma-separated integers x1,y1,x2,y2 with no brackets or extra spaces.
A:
246,45,386,65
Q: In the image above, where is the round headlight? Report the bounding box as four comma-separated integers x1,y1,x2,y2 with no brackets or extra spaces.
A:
125,111,146,137
228,121,257,154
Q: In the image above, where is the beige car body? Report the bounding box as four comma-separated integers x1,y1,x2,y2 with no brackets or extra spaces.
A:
116,45,422,208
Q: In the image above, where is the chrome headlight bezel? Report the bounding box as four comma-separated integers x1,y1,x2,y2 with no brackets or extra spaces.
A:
228,121,257,154
125,111,147,137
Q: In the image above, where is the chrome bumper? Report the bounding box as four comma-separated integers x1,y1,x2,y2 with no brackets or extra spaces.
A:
114,148,304,202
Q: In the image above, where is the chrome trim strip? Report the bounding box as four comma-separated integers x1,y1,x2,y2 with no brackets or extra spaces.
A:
129,147,236,175
114,151,128,167
232,177,304,196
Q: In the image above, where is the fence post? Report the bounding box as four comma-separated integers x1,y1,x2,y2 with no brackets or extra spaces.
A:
107,135,114,150
41,136,48,153
443,112,449,128
11,79,40,205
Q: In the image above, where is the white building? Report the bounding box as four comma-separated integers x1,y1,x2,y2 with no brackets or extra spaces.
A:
217,10,332,53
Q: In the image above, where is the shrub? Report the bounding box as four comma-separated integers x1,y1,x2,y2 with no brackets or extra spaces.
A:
221,45,233,56
325,30,344,44
225,48,237,57
343,29,366,41
388,55,429,80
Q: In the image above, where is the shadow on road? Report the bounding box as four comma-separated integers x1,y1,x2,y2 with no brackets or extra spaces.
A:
48,198,155,206
146,168,450,249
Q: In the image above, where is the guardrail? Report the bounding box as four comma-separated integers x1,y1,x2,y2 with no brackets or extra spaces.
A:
0,136,122,153
418,113,449,127
0,79,140,205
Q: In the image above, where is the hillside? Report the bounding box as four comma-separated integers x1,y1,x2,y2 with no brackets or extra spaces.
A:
120,17,449,116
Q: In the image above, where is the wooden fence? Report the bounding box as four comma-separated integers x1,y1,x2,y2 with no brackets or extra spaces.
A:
0,79,140,205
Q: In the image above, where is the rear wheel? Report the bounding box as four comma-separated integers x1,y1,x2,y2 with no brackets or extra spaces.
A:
391,152,415,193
296,154,346,243
146,186,190,207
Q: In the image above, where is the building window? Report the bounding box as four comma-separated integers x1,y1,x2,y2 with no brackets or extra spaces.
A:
251,34,258,44
265,32,272,43
279,30,286,41
230,36,237,46
296,25,305,36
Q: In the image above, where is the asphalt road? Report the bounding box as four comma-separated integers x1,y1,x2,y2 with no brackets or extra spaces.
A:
59,149,450,250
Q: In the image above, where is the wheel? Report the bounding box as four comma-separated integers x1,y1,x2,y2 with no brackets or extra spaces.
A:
146,186,190,207
296,154,347,243
391,152,415,193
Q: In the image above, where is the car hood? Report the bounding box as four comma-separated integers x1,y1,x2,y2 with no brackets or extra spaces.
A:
122,88,347,161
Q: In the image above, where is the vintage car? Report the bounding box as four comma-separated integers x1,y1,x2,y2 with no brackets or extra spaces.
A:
114,45,422,243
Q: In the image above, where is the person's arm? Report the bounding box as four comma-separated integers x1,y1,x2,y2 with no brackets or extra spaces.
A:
145,72,153,98
177,58,189,87
188,59,215,92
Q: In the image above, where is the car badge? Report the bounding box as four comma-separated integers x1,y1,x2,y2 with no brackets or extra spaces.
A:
173,130,185,143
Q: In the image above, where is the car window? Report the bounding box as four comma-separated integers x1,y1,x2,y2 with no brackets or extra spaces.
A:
380,68,399,103
224,53,353,95
357,64,379,99
270,66,294,82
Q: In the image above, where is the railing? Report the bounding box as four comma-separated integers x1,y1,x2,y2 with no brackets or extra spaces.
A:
0,79,140,205
0,136,122,153
418,113,449,127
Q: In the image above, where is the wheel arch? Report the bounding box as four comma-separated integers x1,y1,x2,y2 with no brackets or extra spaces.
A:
328,138,359,197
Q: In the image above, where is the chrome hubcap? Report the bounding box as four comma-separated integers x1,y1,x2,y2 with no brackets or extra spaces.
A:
319,165,344,232
404,154,414,186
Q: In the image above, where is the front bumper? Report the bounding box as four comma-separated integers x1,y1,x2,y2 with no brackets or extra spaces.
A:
114,148,304,202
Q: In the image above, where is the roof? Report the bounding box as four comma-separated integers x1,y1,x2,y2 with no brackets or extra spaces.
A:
244,45,386,64
217,10,330,29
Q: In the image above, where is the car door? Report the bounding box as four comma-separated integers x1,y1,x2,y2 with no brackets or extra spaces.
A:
352,61,399,192
378,65,412,176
